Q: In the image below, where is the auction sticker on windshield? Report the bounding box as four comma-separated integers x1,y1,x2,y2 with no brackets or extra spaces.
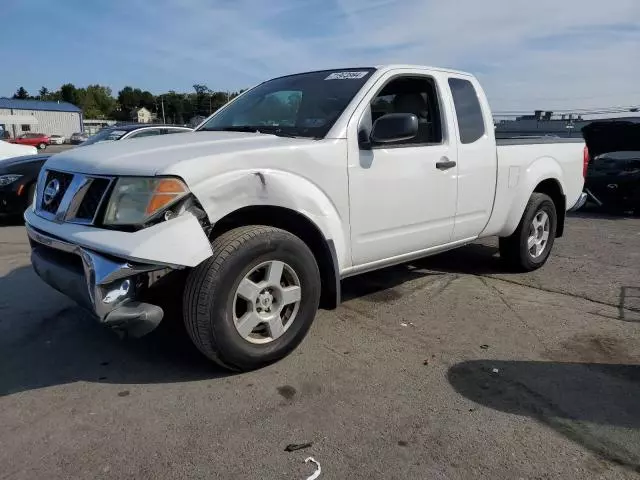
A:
325,71,370,80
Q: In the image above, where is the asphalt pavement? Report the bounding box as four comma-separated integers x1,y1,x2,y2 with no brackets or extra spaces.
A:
43,144,75,155
1,210,639,479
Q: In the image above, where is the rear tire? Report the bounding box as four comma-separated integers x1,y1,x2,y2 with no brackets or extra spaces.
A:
499,193,557,272
38,143,46,150
183,226,321,371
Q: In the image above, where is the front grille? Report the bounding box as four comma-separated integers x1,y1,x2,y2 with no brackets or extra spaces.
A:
75,178,111,221
40,171,73,213
36,170,113,225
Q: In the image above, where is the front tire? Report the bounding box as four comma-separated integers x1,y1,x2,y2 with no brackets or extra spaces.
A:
499,193,557,272
183,226,321,371
38,143,46,150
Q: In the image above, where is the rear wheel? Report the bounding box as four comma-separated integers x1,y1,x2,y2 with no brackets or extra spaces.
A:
499,193,557,272
183,226,321,371
38,143,46,150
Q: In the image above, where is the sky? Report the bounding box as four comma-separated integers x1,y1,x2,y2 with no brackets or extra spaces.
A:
2,0,639,113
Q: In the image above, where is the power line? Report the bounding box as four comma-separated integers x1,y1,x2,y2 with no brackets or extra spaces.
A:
493,105,639,114
488,92,640,103
493,108,639,118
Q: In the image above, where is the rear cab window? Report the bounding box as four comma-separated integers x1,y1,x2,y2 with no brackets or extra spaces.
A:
448,78,486,144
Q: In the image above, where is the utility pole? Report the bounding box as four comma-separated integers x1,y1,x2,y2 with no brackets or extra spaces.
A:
161,96,166,124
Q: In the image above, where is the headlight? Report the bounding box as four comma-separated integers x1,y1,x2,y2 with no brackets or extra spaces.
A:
0,174,23,187
103,177,189,226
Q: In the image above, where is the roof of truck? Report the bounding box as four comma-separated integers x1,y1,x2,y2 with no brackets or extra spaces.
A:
271,65,473,82
374,64,473,76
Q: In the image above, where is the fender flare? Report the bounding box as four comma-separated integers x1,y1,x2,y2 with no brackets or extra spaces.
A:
189,169,349,270
498,156,565,237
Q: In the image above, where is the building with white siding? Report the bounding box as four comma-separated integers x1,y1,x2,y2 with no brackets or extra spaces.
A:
0,98,82,140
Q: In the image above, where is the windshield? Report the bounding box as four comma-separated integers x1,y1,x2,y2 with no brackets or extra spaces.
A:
81,128,127,146
198,68,376,138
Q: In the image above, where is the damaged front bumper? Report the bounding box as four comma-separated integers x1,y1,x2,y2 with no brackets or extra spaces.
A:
26,223,171,337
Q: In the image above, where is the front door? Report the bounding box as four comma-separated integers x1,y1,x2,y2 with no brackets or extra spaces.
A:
347,73,459,266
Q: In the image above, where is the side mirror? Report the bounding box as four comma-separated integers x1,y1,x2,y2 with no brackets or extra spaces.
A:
370,113,418,144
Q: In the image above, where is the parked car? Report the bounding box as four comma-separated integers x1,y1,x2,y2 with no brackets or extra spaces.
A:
0,153,50,217
10,133,50,150
49,134,66,145
79,124,193,146
70,132,89,144
582,121,640,213
0,125,193,217
25,65,586,371
0,139,37,161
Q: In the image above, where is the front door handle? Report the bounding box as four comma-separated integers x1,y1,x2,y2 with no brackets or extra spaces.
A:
436,159,457,170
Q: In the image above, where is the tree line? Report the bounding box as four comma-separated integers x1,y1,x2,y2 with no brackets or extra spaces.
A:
11,84,244,125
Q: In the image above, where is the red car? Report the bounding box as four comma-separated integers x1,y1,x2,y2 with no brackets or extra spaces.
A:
10,133,50,150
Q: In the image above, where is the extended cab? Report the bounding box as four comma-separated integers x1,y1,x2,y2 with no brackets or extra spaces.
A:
25,65,587,371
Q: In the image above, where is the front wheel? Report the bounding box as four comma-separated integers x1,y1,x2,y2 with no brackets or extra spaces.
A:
38,143,46,150
499,193,557,272
183,226,321,371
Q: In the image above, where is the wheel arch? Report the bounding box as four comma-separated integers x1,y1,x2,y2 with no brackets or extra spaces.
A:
210,205,341,309
533,178,566,237
497,156,566,237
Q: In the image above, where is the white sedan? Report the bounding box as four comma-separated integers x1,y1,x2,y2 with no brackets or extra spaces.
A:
49,135,66,145
0,140,38,161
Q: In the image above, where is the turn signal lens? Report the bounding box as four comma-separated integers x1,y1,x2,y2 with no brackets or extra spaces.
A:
146,178,188,215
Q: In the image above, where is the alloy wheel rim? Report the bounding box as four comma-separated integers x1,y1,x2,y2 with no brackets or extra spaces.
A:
232,260,302,344
527,210,550,259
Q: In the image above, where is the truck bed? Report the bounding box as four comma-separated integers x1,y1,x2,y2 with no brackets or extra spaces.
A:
480,136,586,239
496,137,584,146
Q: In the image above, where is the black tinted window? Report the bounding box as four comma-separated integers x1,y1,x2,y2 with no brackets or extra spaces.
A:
448,78,485,144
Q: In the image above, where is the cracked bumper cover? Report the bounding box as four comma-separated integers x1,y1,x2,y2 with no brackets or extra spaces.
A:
26,223,170,337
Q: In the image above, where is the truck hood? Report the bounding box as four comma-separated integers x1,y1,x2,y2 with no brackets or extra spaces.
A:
43,131,318,177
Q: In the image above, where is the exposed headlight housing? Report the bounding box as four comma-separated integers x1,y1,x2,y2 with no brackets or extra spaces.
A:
103,177,189,226
0,174,23,187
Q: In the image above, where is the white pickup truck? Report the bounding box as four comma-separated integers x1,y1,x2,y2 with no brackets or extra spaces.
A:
25,65,588,371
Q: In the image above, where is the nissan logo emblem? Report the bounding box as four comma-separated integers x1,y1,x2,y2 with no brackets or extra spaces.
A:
43,178,61,206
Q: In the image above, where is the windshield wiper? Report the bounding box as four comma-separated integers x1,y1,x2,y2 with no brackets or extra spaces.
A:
201,126,262,133
200,126,303,138
258,127,299,138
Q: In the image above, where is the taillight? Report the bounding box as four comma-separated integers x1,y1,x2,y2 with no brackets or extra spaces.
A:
583,146,590,178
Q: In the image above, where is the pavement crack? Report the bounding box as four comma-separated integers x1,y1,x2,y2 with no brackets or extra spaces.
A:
479,276,549,349
429,274,460,299
482,274,640,315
